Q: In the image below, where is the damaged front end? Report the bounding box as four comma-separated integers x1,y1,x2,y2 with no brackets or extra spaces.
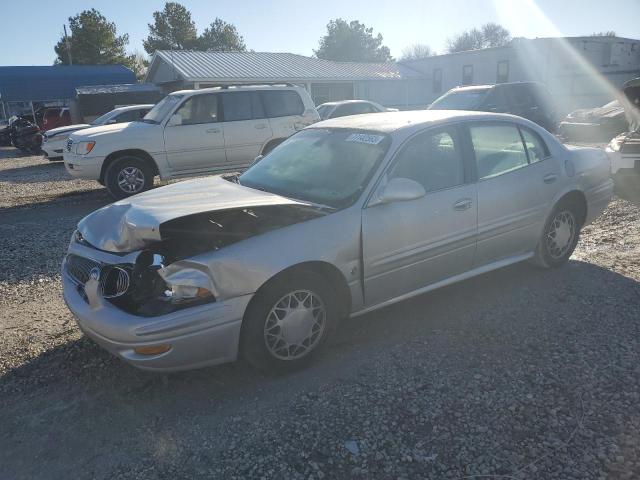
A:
65,179,328,318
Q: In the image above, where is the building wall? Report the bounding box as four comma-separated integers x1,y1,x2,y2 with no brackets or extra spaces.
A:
404,37,640,114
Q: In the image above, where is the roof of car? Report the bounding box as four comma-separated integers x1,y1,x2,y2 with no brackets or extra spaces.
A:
170,85,303,96
312,110,520,133
318,100,374,107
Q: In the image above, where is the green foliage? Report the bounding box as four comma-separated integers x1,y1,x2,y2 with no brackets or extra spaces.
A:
198,18,246,51
54,9,131,66
314,19,392,62
446,23,511,53
143,2,198,54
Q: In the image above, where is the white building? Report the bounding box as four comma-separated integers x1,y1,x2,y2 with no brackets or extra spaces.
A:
403,36,640,114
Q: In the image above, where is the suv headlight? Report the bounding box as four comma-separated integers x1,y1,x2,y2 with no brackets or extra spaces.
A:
74,141,96,155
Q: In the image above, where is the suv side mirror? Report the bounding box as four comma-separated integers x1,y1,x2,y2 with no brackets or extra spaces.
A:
369,177,426,207
167,114,182,126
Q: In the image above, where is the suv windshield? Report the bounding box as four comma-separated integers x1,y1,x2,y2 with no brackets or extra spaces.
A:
239,128,391,208
142,95,183,124
429,89,489,110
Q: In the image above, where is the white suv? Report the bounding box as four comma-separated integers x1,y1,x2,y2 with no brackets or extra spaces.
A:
63,85,320,198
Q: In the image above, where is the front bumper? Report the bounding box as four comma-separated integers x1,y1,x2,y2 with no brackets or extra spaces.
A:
62,263,252,372
42,137,67,158
63,152,105,180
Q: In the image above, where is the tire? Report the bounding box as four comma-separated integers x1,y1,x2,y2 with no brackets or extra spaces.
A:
531,201,582,268
104,155,154,199
241,270,338,373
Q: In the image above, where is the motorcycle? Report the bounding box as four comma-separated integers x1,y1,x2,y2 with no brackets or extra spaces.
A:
0,120,11,146
9,116,43,154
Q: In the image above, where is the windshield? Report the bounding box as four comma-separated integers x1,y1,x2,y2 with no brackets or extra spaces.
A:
317,105,332,119
91,110,115,125
239,128,391,208
142,95,183,124
429,89,489,110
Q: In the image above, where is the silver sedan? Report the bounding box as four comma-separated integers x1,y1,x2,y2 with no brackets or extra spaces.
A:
62,111,613,372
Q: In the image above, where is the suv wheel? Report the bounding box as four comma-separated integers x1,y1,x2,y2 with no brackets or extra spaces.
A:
104,156,154,199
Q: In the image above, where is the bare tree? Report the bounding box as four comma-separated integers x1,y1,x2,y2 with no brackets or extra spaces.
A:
400,44,435,61
447,23,511,53
591,31,616,37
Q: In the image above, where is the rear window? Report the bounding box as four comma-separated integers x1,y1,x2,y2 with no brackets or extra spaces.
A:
261,90,304,118
429,89,489,110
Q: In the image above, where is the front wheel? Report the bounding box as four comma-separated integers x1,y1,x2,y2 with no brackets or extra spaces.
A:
532,203,581,268
104,156,154,199
241,271,338,373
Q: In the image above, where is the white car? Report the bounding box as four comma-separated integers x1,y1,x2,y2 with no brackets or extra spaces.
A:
42,105,153,161
63,85,320,199
316,100,398,120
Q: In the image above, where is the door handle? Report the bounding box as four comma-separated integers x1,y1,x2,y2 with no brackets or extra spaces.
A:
254,124,267,130
543,173,558,184
206,128,220,133
453,198,473,211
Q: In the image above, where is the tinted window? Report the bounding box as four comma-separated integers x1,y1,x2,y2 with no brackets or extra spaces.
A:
520,127,549,162
222,92,265,121
429,89,489,110
175,94,218,125
332,103,374,117
470,124,528,179
505,84,537,109
390,128,464,193
261,90,304,117
114,110,141,123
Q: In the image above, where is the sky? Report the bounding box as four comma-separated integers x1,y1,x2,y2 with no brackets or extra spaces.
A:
1,0,638,65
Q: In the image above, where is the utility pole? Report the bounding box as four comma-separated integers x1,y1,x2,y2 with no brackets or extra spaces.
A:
63,24,73,65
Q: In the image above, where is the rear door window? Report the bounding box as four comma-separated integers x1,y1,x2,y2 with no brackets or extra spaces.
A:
469,124,529,179
520,127,550,163
261,90,304,117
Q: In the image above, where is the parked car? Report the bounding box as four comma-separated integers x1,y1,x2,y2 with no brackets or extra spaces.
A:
62,111,613,373
41,107,71,132
63,85,320,199
42,105,154,161
607,77,640,193
316,100,398,120
428,82,558,132
559,100,628,142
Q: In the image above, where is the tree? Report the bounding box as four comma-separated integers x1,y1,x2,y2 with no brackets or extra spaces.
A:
446,23,511,53
54,9,131,66
129,50,150,81
591,31,616,37
315,19,392,62
198,18,246,51
400,44,435,61
143,2,198,54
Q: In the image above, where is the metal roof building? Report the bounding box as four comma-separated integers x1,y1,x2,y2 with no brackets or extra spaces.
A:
145,51,428,108
0,65,136,118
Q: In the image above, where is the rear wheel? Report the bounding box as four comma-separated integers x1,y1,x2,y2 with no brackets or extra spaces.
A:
241,271,338,373
104,156,154,199
532,202,582,268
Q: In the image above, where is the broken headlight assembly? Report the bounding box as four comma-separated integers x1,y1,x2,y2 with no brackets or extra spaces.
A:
110,251,216,317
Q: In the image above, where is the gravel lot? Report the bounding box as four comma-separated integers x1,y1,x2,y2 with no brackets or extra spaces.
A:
1,147,639,480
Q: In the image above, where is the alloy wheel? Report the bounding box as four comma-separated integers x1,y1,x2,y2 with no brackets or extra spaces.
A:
117,166,145,194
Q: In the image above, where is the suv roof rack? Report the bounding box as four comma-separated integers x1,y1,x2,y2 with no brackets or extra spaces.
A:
214,83,298,89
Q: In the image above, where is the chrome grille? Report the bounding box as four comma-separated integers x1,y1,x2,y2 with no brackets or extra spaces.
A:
66,254,100,285
65,254,130,299
66,138,73,152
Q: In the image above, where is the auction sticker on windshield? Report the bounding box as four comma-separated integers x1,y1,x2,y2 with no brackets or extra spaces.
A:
345,133,386,145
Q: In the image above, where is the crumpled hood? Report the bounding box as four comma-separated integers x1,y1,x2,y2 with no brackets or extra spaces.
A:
70,121,151,140
78,176,313,253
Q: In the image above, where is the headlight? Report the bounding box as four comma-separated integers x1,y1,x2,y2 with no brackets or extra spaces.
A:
74,141,95,155
166,284,214,305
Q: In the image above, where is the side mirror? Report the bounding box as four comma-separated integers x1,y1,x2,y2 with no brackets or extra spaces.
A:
369,177,426,207
167,114,182,126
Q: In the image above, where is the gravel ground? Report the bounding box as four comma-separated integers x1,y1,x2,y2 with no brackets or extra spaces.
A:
1,149,639,480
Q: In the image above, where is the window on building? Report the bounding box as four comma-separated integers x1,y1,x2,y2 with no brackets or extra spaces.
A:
433,68,443,93
261,90,304,117
497,60,509,83
462,65,473,85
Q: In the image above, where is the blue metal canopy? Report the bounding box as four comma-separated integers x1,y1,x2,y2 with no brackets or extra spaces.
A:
0,65,136,102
